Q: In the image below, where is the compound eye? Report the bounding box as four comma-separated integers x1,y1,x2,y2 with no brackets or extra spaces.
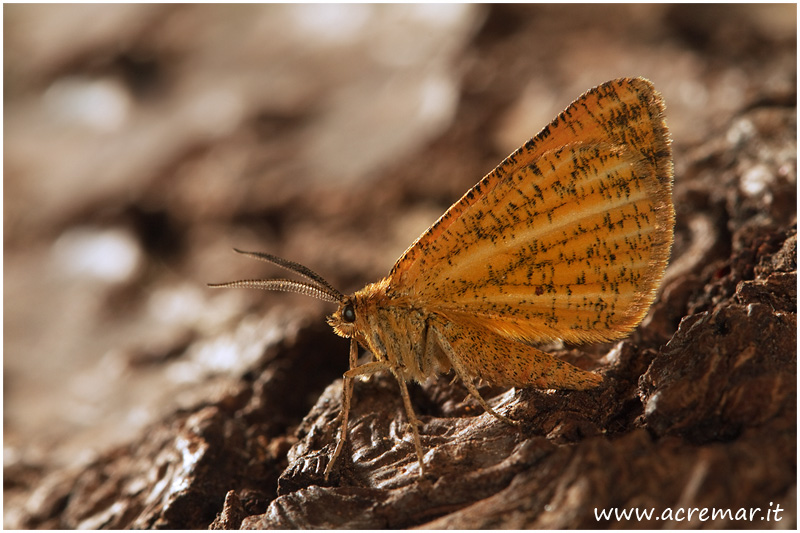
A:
342,303,356,323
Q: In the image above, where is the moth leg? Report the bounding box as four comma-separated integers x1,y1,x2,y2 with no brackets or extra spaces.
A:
431,326,520,427
326,340,387,481
387,367,427,476
325,353,426,477
328,336,361,428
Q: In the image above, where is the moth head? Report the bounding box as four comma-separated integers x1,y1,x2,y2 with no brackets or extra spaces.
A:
327,279,388,340
327,297,359,338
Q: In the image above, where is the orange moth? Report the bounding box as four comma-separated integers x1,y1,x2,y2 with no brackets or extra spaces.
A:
211,77,674,480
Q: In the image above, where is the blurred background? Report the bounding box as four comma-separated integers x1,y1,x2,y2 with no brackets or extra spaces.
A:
3,3,796,483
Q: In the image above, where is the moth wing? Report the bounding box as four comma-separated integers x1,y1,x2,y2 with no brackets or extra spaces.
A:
431,314,603,390
388,77,674,346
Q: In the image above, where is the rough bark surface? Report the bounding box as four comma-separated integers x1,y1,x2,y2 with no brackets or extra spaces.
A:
4,4,796,529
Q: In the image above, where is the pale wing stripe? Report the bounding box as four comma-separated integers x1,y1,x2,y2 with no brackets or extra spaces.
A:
515,193,656,249
425,145,653,281
433,187,656,286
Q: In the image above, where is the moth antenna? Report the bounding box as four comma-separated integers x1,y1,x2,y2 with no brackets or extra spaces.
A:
208,279,341,304
231,249,343,300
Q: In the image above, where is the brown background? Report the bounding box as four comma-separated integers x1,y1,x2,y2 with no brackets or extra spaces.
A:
4,4,796,529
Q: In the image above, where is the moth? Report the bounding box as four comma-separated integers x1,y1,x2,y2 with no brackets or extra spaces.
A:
211,77,674,480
